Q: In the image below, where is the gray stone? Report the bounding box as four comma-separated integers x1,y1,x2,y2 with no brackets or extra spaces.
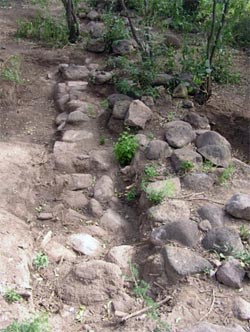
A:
165,121,196,148
198,219,212,232
124,100,152,129
107,245,135,274
165,32,181,49
53,141,79,173
202,227,244,255
112,39,134,55
216,258,245,288
37,212,53,220
184,112,210,129
67,110,89,124
66,100,89,113
71,174,93,190
198,204,225,228
196,130,231,149
87,21,105,38
89,198,103,218
58,64,89,81
61,191,88,209
43,240,76,263
182,100,194,109
62,130,94,143
100,209,129,233
198,144,231,167
233,297,250,320
141,96,154,107
112,100,131,120
68,233,102,256
87,9,100,20
94,175,114,203
162,245,212,281
145,140,172,160
86,38,106,53
225,193,250,221
65,208,86,224
171,147,202,172
90,149,113,172
55,94,70,112
148,199,190,224
180,322,246,332
56,112,68,126
91,71,113,84
152,73,174,86
134,134,150,151
107,94,133,108
150,219,200,247
173,84,188,98
59,260,123,305
182,173,214,191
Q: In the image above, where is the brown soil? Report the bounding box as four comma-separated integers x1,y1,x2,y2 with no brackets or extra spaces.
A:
0,1,250,332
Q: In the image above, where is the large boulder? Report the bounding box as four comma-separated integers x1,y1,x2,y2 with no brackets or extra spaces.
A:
94,175,114,203
197,204,225,228
67,233,102,256
225,193,250,221
124,100,152,129
182,173,214,192
184,112,210,130
165,121,196,148
145,140,172,160
216,258,245,289
58,64,89,81
171,147,202,172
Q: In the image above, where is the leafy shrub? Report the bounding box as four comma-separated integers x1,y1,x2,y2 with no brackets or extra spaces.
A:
102,13,129,50
232,16,250,48
4,289,22,304
114,131,139,166
1,315,50,332
16,14,68,47
0,55,22,83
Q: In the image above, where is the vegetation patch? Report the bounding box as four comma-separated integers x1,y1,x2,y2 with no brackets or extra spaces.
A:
114,130,139,166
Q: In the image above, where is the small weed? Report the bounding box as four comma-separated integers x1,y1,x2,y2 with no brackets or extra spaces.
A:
99,135,105,145
202,160,214,173
144,164,158,180
145,180,176,205
147,190,165,205
180,160,194,173
0,55,22,84
147,132,155,140
4,289,22,304
233,249,250,268
75,305,86,323
87,104,96,118
33,252,49,270
100,99,109,110
239,225,250,242
1,314,50,332
125,187,137,202
114,130,139,166
218,164,235,185
166,112,175,122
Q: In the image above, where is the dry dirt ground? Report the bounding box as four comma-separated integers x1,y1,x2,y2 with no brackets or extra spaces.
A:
0,1,250,332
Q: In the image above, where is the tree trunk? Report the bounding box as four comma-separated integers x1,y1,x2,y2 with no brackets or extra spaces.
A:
61,0,79,43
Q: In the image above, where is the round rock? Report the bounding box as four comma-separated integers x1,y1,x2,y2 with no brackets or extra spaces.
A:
225,193,250,221
165,121,196,148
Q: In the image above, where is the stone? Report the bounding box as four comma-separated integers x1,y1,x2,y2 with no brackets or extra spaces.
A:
62,130,94,143
61,191,88,209
87,21,105,38
65,209,85,224
150,219,200,247
225,193,250,221
56,112,68,126
37,212,53,220
107,245,135,274
90,149,113,172
182,100,194,109
173,84,188,98
107,94,133,108
152,73,174,86
112,39,134,55
233,297,250,320
146,177,181,201
198,145,231,168
182,173,214,191
141,96,154,107
58,64,89,81
165,32,181,49
124,100,152,129
197,204,225,228
216,258,245,288
165,121,196,148
198,219,212,232
71,174,93,190
66,100,89,113
53,141,79,173
180,322,245,332
67,110,89,124
162,245,212,281
43,240,76,263
68,233,102,256
100,209,129,233
184,112,210,129
196,131,231,150
145,140,172,160
91,71,113,84
87,9,100,20
148,199,190,224
94,175,114,203
112,100,131,120
202,227,244,255
171,147,202,172
88,198,103,218
59,260,123,305
134,134,150,151
86,38,106,53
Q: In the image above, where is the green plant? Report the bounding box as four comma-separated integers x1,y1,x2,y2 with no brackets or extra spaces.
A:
218,164,235,185
0,55,22,84
239,225,250,242
146,189,165,205
144,164,158,180
145,180,176,205
233,249,250,268
16,14,69,47
4,289,22,304
114,130,139,166
100,99,109,110
125,187,137,202
180,160,194,173
232,16,250,48
33,252,49,270
1,315,50,332
99,135,105,145
202,160,214,173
